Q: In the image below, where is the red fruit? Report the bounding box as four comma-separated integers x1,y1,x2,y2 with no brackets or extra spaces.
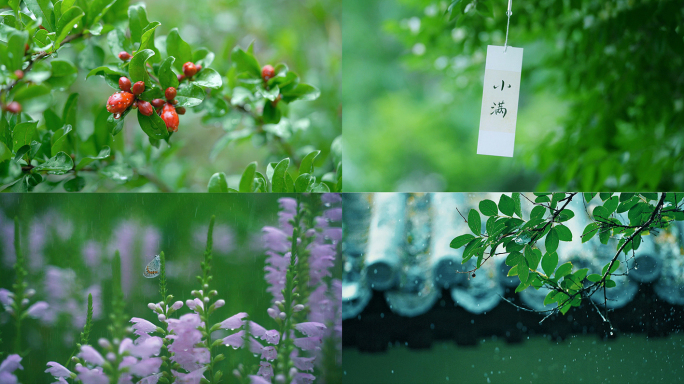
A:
137,100,154,116
160,103,179,132
261,65,275,81
182,62,197,78
165,87,177,101
14,70,24,80
196,64,202,72
106,92,135,114
151,98,165,108
119,77,132,92
131,81,145,95
118,51,132,61
177,74,185,82
4,102,22,114
176,106,186,115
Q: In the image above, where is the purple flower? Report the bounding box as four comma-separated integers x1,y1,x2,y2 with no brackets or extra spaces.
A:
0,288,13,306
294,322,327,338
220,312,247,330
126,336,163,358
222,330,245,349
79,345,105,366
257,361,274,380
185,298,203,312
45,362,73,378
261,346,277,361
249,337,265,354
74,364,108,384
249,374,271,384
0,354,23,384
131,317,157,337
138,373,162,384
171,301,184,310
292,372,316,384
264,330,280,345
166,314,209,372
293,337,322,351
82,241,101,268
26,301,49,319
323,207,342,222
262,227,289,253
129,357,162,377
321,193,341,204
172,366,207,384
292,356,315,372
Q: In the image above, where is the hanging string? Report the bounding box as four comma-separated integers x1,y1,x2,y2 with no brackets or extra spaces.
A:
504,0,512,53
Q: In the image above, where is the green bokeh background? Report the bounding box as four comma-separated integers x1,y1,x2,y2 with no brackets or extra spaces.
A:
36,0,341,191
0,193,310,383
343,0,684,192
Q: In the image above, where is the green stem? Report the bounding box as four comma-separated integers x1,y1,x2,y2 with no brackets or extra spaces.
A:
12,217,26,354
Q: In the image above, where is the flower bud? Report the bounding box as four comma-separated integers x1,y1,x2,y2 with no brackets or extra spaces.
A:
293,304,305,312
158,314,166,322
148,303,157,310
106,352,116,362
21,298,29,307
279,312,286,320
25,289,35,298
118,51,132,61
131,81,145,95
152,98,165,108
98,338,111,349
214,299,225,309
267,308,278,319
171,301,183,310
203,297,210,304
118,77,131,93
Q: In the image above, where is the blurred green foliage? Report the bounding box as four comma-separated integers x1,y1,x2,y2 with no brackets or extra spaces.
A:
0,193,313,383
344,0,683,191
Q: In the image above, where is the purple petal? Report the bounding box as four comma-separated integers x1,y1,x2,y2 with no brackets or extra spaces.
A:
264,330,280,345
248,374,271,384
293,337,322,351
293,372,316,384
0,355,23,373
26,301,49,319
222,330,245,349
79,346,105,366
129,357,162,377
220,312,248,330
75,365,108,384
45,362,72,378
130,317,157,336
292,356,316,372
260,346,277,361
0,288,13,306
294,322,327,338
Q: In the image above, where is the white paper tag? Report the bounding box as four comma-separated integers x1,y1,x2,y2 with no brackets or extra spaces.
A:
477,45,523,157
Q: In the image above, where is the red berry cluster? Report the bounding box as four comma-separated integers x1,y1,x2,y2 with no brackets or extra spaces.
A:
106,77,181,132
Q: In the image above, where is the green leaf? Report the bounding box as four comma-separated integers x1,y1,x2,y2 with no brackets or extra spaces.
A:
505,251,522,267
299,150,320,176
24,0,56,32
87,0,117,27
479,199,498,216
599,226,611,244
129,49,155,86
158,57,179,91
603,196,619,214
584,192,597,202
593,206,609,220
542,252,559,276
12,121,38,152
76,146,110,170
573,268,589,283
207,172,229,193
450,234,475,249
55,6,84,47
605,280,617,288
51,124,73,156
194,68,222,89
137,110,169,140
193,48,215,67
467,209,481,235
262,101,282,124
175,83,205,107
530,205,546,220
100,163,133,182
271,158,290,193
166,28,193,72
587,274,602,282
524,246,541,270
558,209,574,222
545,228,559,253
543,291,559,306
497,194,514,216
32,151,73,174
127,3,149,44
602,260,621,275
518,262,529,285
555,224,572,241
139,21,160,55
581,222,599,243
7,30,29,72
295,173,314,192
78,42,105,70
107,28,132,57
512,192,522,218
12,84,51,103
14,145,31,162
46,59,78,90
281,83,320,103
555,262,573,278
63,176,85,192
231,45,261,78
107,109,130,136
239,161,257,192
